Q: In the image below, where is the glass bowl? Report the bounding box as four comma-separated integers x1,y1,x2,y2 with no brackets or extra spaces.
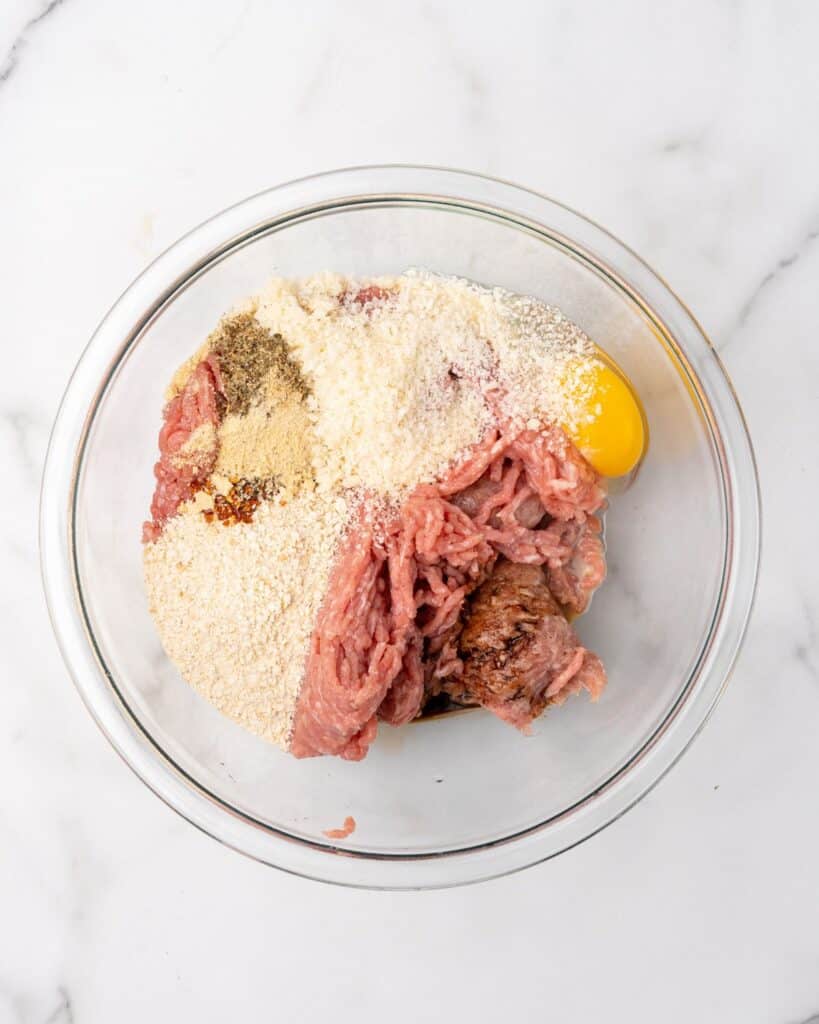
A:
40,166,760,888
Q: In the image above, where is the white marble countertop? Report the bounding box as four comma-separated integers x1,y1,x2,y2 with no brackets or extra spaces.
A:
2,0,818,1020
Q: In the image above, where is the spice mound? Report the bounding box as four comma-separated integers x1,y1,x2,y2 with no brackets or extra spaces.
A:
143,272,645,760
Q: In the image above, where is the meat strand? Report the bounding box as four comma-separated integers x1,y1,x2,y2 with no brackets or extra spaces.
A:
290,425,608,760
143,356,222,542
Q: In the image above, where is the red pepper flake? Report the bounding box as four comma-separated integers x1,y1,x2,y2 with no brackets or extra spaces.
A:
200,477,278,527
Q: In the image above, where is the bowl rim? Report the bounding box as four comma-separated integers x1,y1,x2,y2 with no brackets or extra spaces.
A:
39,164,761,889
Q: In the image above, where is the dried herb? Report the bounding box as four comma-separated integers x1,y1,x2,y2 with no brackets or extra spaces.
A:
212,313,308,416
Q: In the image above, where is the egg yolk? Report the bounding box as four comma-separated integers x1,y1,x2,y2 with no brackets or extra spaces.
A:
561,357,646,478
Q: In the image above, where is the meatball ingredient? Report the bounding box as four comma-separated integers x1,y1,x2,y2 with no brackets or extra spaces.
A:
143,491,350,750
441,560,606,730
143,357,222,543
560,357,646,478
211,312,308,416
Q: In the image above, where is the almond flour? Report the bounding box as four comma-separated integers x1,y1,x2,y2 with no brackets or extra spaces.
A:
143,491,350,749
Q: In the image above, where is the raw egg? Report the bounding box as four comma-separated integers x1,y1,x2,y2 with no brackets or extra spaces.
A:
561,356,646,478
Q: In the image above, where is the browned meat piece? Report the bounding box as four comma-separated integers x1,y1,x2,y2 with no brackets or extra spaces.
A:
441,559,605,731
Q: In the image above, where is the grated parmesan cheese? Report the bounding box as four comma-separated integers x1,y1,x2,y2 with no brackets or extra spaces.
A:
253,271,595,496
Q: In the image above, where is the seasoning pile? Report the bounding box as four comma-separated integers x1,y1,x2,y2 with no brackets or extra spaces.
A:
143,272,639,760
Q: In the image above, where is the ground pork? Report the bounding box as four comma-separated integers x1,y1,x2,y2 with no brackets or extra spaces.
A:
289,426,607,760
143,355,222,542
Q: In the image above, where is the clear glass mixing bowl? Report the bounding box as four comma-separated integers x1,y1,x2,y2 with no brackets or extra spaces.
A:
40,167,760,888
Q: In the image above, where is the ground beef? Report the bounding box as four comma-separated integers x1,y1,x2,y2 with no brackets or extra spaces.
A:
437,560,606,730
143,356,222,543
450,473,546,528
289,425,608,760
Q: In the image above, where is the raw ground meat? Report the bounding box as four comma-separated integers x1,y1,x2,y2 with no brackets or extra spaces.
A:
322,816,356,840
143,356,222,543
438,560,606,730
290,425,608,760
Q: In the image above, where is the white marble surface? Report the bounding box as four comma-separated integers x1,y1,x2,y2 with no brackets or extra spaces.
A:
1,0,818,1020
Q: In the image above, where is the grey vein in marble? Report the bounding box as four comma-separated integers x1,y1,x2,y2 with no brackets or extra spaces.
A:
43,986,73,1024
207,0,253,62
661,130,708,155
793,595,819,685
734,222,819,331
0,0,68,85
